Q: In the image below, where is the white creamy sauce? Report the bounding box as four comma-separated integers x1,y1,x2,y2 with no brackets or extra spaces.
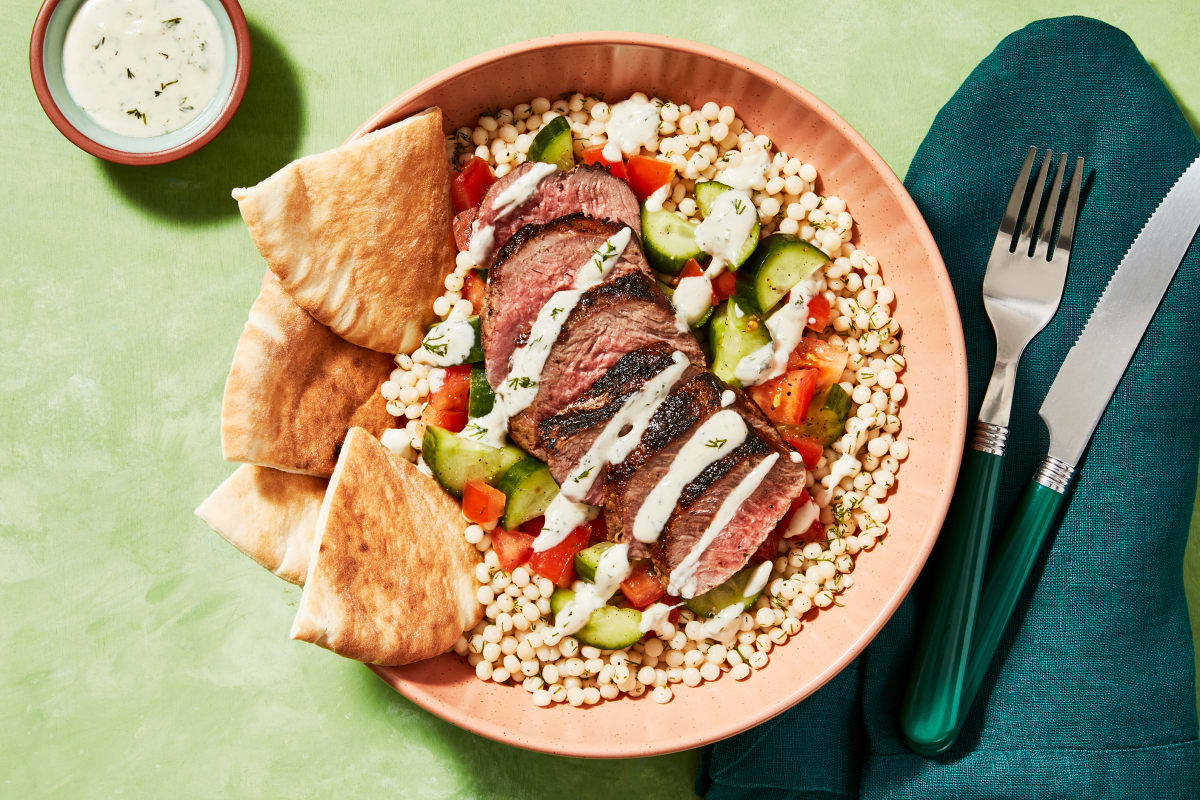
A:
414,319,476,367
695,560,774,642
466,161,558,264
695,189,757,277
714,145,771,192
669,453,780,598
632,410,748,544
822,452,860,504
62,0,225,137
464,227,632,448
782,497,820,538
602,98,660,162
789,451,802,463
642,182,670,213
638,601,680,636
533,351,691,552
672,275,713,329
720,390,735,408
734,273,826,387
552,543,632,637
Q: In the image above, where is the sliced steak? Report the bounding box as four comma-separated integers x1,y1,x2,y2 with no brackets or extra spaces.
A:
538,343,682,505
506,272,705,459
481,215,649,387
452,208,475,252
604,370,806,592
468,163,640,266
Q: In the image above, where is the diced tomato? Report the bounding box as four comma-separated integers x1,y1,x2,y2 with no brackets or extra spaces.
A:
580,146,628,180
452,208,476,252
491,527,535,572
462,480,506,525
588,513,609,544
712,269,737,303
747,368,817,426
662,595,684,623
519,515,545,535
806,294,832,331
620,560,665,609
787,337,849,391
450,156,496,212
679,258,703,280
780,428,824,468
427,364,471,411
421,405,467,433
528,525,590,587
625,155,675,200
462,270,487,310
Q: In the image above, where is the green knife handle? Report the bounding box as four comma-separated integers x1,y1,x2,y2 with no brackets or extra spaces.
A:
959,457,1074,720
900,422,1008,756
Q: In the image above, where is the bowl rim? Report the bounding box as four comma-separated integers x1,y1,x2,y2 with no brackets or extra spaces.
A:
28,0,252,166
353,30,967,758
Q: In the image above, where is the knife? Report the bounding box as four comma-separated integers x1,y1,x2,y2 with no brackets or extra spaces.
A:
952,155,1200,741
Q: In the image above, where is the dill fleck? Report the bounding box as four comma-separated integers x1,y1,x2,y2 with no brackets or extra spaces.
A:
549,307,564,320
162,17,181,27
705,437,728,449
573,467,593,482
125,108,147,125
125,68,134,79
506,376,536,390
92,36,105,49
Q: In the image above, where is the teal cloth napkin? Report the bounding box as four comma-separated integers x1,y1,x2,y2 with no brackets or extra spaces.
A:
697,16,1200,799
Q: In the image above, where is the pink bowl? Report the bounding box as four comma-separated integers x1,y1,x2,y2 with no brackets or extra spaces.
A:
354,32,967,758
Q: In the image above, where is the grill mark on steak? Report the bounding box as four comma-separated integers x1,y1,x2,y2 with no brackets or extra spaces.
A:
469,162,640,266
506,272,704,459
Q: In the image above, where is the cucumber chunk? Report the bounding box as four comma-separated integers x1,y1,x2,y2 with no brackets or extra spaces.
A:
641,206,703,274
685,563,768,617
494,457,559,529
736,234,829,316
527,116,574,171
467,366,495,417
421,424,524,497
796,384,852,446
574,542,616,582
694,181,760,270
709,298,770,388
550,589,644,650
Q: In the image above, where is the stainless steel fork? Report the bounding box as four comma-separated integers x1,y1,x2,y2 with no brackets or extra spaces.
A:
900,147,1085,756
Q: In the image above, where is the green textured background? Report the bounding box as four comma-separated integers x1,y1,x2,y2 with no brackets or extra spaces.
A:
4,1,1198,797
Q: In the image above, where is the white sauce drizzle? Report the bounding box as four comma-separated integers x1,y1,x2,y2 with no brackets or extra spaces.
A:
62,0,226,137
463,227,632,448
414,319,475,367
696,561,773,642
782,497,820,538
821,452,859,505
466,161,558,264
672,275,713,329
642,182,670,213
602,98,660,162
632,410,748,544
695,189,757,277
638,601,680,636
734,272,827,387
720,390,736,408
714,145,771,192
669,453,780,598
532,351,691,552
552,543,631,637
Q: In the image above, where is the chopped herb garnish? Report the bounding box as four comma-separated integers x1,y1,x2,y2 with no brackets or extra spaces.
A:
506,376,537,390
573,467,593,482
125,68,134,79
92,36,105,49
549,307,564,319
732,198,746,214
163,17,181,27
463,422,486,438
125,108,147,125
705,437,728,449
178,97,194,112
153,80,178,98
422,333,448,358
158,51,169,59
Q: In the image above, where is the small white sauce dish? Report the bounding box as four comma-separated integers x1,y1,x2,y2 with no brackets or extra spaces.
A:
30,0,250,165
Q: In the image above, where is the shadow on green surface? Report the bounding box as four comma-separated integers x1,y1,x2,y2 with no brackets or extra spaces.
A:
348,666,703,800
100,21,303,224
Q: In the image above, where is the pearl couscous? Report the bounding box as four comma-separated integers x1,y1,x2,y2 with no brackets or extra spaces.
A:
381,92,907,705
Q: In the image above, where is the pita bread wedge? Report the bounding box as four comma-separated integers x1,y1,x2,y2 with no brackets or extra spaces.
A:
195,465,326,585
221,272,395,477
290,427,482,666
232,107,455,354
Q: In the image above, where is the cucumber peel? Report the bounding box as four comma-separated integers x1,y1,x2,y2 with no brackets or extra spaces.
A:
550,588,644,650
528,116,574,171
736,234,829,315
494,457,559,529
421,425,523,497
685,563,768,618
709,298,769,388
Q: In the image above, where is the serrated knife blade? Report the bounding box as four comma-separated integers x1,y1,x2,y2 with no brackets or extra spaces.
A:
1040,156,1200,468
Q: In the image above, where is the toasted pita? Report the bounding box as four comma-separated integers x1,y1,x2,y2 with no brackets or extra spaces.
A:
195,465,326,585
290,427,482,666
232,107,455,354
221,272,395,477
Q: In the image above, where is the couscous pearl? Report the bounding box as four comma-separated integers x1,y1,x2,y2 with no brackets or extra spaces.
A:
798,163,818,182
652,686,674,704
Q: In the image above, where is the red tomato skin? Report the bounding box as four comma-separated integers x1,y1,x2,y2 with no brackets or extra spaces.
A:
528,526,590,587
787,338,849,392
491,528,535,572
679,258,704,280
620,560,665,609
462,271,487,310
625,155,675,200
421,406,467,433
712,270,737,303
780,429,824,469
588,513,609,544
519,516,545,535
747,369,817,426
428,364,472,411
450,157,496,212
580,146,628,180
806,294,832,331
462,480,506,525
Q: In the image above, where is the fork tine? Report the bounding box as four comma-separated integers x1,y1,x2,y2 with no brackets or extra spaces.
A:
1032,153,1068,260
1017,149,1053,250
1052,157,1085,258
999,146,1038,239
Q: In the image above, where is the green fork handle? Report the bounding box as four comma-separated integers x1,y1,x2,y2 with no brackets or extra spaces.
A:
900,423,1008,756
